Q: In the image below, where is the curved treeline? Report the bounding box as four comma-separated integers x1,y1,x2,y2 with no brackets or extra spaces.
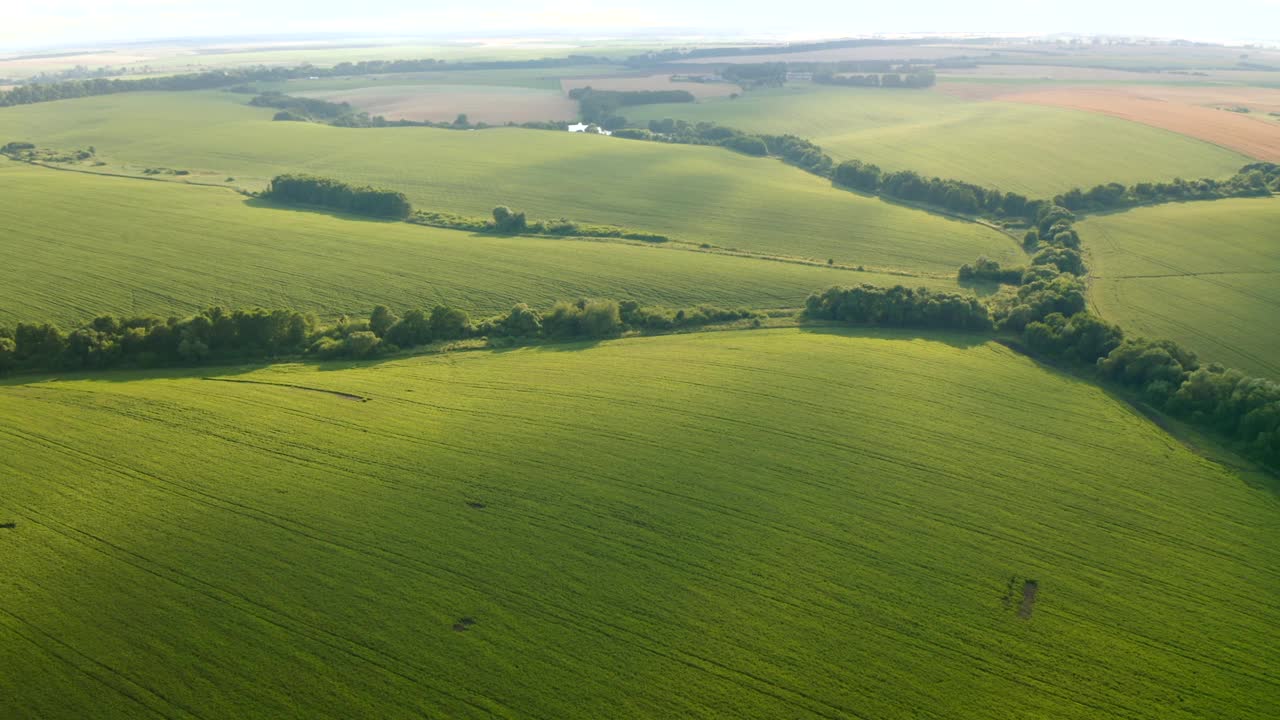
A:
0,299,759,373
261,175,412,219
0,55,614,109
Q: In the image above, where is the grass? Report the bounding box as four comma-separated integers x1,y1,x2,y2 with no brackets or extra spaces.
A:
1,328,1276,718
1080,197,1280,378
0,161,952,326
622,86,1251,196
0,90,1020,272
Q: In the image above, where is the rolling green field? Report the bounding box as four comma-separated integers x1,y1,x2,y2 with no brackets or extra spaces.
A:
2,329,1277,718
1080,197,1280,377
623,86,1250,196
0,162,943,326
0,91,1020,271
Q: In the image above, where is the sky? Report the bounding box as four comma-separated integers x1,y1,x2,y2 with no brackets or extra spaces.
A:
4,0,1280,50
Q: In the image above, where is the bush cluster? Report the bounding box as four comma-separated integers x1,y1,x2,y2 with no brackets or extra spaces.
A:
261,174,412,219
803,284,993,331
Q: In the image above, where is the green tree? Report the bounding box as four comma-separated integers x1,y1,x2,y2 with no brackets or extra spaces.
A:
369,305,398,338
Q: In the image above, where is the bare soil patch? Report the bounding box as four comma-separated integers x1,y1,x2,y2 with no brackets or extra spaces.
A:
558,73,738,99
301,85,578,124
999,87,1280,160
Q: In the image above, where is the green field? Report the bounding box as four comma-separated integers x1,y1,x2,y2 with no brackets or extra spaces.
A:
3,328,1277,718
0,162,947,326
623,86,1250,196
0,91,1020,272
1080,197,1280,377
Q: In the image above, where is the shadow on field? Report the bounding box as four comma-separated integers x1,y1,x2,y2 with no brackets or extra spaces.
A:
957,278,1006,297
796,325,992,350
242,197,408,225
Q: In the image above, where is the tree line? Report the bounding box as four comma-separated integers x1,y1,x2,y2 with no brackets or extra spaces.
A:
1051,163,1280,212
260,175,412,220
249,92,353,121
0,299,760,372
803,285,993,331
567,87,696,128
409,206,668,242
615,120,832,174
0,55,616,108
814,71,937,88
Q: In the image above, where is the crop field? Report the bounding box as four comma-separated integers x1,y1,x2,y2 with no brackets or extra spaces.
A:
1080,197,1280,377
296,85,579,123
258,66,616,93
0,162,928,326
0,92,1020,272
622,86,1249,195
1001,87,1280,161
2,328,1277,719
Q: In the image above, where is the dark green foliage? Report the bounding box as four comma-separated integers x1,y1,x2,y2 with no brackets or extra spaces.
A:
491,206,528,233
993,274,1088,332
542,299,623,339
721,63,788,88
722,134,768,156
568,87,694,124
803,285,992,331
1024,312,1124,364
834,159,881,192
369,305,399,338
1053,163,1280,212
1,141,35,152
262,174,412,219
249,92,352,121
409,208,669,242
1031,247,1087,276
617,301,755,331
957,257,1024,285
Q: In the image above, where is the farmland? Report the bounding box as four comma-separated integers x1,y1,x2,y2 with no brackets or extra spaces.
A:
1001,87,1280,161
295,84,579,124
622,86,1250,195
1080,197,1280,378
0,91,1020,272
3,328,1277,719
0,161,921,326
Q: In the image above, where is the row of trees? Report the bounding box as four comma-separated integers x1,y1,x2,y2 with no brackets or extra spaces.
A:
616,120,832,174
0,298,761,372
0,55,616,108
803,284,993,331
261,174,412,220
249,92,353,121
835,159,1044,221
1052,163,1280,212
1021,313,1280,465
568,87,696,127
721,63,788,88
409,206,669,242
814,71,937,88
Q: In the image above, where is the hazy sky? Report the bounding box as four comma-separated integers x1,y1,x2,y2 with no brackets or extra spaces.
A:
4,0,1279,50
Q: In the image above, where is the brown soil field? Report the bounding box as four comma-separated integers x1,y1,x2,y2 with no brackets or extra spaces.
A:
999,87,1280,161
299,85,579,124
558,73,738,99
